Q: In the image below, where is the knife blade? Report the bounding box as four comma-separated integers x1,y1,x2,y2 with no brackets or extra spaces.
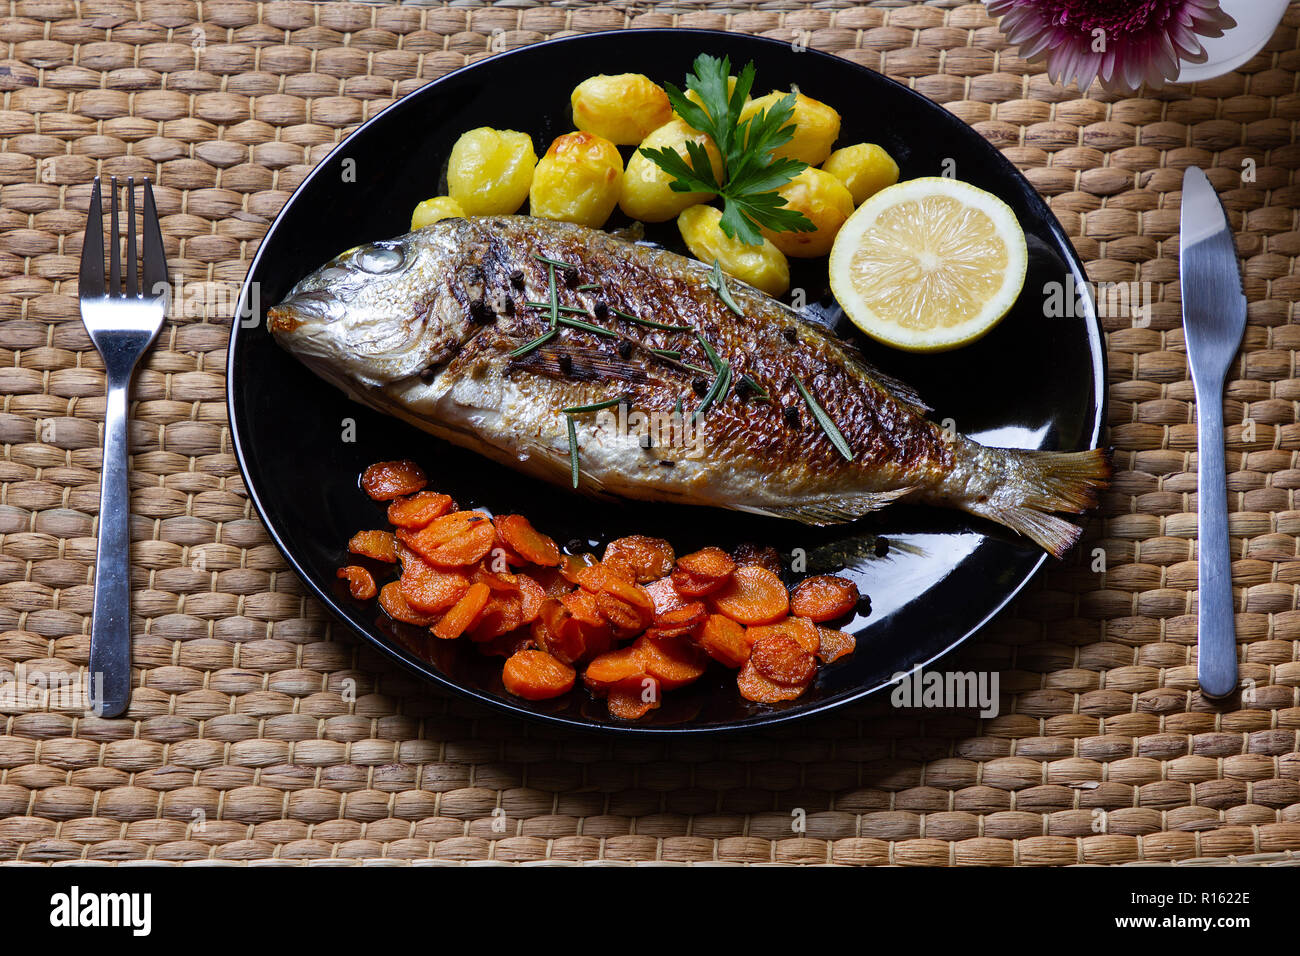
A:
1180,166,1248,699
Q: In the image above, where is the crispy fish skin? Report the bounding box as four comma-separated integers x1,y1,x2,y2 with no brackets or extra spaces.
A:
269,215,1110,556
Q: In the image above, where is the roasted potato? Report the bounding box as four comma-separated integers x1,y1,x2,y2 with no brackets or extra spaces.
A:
410,195,465,230
761,168,854,258
447,128,537,216
530,131,624,228
823,143,899,205
620,119,724,223
677,204,789,297
572,73,673,146
740,91,840,166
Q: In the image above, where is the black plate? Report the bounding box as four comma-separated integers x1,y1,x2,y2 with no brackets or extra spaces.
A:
227,29,1105,735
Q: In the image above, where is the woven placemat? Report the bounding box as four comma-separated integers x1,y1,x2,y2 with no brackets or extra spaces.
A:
1,0,1299,866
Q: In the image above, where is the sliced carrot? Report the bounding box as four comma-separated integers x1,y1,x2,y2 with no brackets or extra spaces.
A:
744,615,819,653
535,599,585,665
583,645,647,688
494,514,563,566
642,576,688,617
432,581,491,640
603,535,675,583
633,635,707,690
472,566,522,592
337,565,377,600
361,460,427,500
750,632,816,686
399,550,470,613
468,592,524,641
398,511,496,567
697,613,751,668
516,573,545,624
559,552,598,584
529,565,572,598
712,565,789,625
671,546,736,597
732,541,783,575
606,676,661,719
560,588,604,627
789,574,859,622
379,581,437,626
595,586,655,636
736,659,808,703
348,530,397,563
816,626,856,664
386,491,454,528
573,562,635,593
645,600,707,640
502,649,576,700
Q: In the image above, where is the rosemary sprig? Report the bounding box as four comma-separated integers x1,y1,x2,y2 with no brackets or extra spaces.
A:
651,348,682,359
698,334,724,374
576,283,601,291
613,308,692,333
693,360,732,423
708,259,744,316
794,375,853,461
547,263,558,328
558,315,617,337
526,301,589,315
509,329,557,358
534,254,577,270
738,373,771,403
563,397,625,414
565,414,579,488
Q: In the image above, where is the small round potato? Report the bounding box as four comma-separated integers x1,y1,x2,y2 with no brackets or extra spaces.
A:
410,195,465,230
572,73,673,146
761,168,854,259
530,131,624,228
620,119,724,223
822,143,899,205
677,204,789,297
740,91,841,166
447,128,537,216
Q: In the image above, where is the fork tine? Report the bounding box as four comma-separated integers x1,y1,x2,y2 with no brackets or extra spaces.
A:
126,176,138,297
141,179,168,297
108,176,120,297
80,177,105,297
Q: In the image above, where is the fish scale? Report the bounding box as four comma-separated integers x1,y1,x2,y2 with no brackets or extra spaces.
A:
269,215,1111,557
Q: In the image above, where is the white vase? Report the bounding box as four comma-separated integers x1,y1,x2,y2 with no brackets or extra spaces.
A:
1176,0,1289,83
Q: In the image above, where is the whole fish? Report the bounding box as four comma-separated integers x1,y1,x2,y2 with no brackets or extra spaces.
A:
268,216,1110,558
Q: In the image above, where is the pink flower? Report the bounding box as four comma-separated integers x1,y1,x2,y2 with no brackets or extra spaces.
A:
985,0,1237,92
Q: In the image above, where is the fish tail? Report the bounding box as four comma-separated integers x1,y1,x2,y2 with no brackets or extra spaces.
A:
959,447,1113,559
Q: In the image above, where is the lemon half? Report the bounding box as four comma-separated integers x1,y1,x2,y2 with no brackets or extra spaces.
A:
829,177,1028,352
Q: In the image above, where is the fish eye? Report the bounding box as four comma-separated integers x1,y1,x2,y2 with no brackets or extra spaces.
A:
355,245,404,274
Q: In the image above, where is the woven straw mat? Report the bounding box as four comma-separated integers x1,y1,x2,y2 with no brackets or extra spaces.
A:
1,0,1299,867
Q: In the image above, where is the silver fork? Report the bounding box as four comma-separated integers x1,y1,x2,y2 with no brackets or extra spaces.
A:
79,176,168,718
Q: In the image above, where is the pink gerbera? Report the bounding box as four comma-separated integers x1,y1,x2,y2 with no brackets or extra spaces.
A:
985,0,1236,92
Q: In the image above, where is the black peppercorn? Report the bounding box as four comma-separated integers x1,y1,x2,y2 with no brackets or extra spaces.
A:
783,328,797,344
783,406,800,428
557,353,573,375
692,377,709,396
509,270,525,290
617,340,633,360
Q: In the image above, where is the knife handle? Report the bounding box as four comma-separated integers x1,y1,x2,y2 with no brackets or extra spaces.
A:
1193,371,1238,698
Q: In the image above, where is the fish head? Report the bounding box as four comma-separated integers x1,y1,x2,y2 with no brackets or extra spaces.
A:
267,226,481,388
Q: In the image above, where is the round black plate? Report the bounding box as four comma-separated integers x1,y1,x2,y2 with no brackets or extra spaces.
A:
227,29,1105,735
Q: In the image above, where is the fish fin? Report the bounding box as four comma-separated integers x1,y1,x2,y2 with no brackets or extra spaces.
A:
966,448,1113,558
740,486,917,526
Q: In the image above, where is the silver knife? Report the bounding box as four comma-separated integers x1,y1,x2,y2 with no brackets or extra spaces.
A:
1180,166,1247,699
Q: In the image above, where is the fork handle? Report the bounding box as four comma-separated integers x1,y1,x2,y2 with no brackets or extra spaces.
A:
1194,371,1238,698
89,370,133,717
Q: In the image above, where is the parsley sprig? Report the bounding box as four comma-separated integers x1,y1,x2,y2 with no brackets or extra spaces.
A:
640,54,816,245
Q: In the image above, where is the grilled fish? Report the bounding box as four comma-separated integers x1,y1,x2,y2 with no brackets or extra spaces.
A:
268,216,1110,557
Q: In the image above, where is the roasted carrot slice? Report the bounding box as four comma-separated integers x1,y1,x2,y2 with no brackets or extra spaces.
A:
432,581,491,640
468,592,524,640
712,565,789,625
516,573,545,624
387,491,454,528
361,460,427,500
399,511,496,567
348,530,397,563
560,588,604,627
789,574,860,623
606,676,661,719
573,562,635,593
535,599,585,665
494,514,563,566
595,589,655,636
750,632,816,686
502,649,576,700
697,613,751,668
645,600,707,640
633,635,706,690
671,546,736,597
603,535,675,583
559,552,598,584
816,627,856,664
399,550,470,613
731,541,783,575
583,646,647,688
744,615,819,653
642,576,688,617
379,581,437,626
337,565,377,600
736,659,808,703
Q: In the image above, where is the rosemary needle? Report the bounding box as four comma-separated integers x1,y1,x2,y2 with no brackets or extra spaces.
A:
794,375,854,461
566,414,579,488
509,329,556,358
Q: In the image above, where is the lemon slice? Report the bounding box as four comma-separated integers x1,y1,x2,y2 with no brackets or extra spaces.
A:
829,177,1028,352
